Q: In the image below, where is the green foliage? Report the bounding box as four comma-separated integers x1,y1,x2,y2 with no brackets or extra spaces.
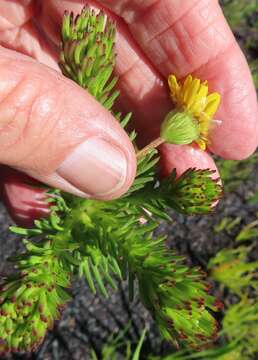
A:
125,148,159,196
126,168,222,219
208,206,258,359
221,0,258,29
210,179,258,294
60,7,119,110
152,341,242,360
137,192,258,359
165,169,222,215
208,245,258,294
236,219,258,242
132,328,147,360
222,298,258,360
249,189,258,204
0,241,71,352
0,6,223,354
210,183,258,293
133,232,258,359
214,216,241,234
216,154,258,192
69,192,220,347
90,325,146,360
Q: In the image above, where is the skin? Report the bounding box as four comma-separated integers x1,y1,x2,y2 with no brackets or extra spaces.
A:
0,0,257,227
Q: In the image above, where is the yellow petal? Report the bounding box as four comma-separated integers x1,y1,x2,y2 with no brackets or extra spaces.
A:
186,78,200,107
190,84,208,114
168,75,180,95
196,138,207,151
198,84,209,100
182,75,193,94
199,120,209,135
180,75,192,105
204,93,221,118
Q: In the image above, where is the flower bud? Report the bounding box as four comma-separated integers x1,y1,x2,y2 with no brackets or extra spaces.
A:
160,110,200,145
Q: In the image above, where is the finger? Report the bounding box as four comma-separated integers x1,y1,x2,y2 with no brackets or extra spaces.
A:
5,0,256,161
0,0,59,69
0,46,136,200
98,0,258,159
0,166,50,228
37,0,224,196
35,0,179,150
159,144,219,180
0,0,169,148
0,0,34,30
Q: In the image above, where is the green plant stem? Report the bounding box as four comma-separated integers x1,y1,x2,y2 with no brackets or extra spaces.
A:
136,137,165,159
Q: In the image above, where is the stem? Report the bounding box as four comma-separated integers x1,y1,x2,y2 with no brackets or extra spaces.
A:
136,137,165,159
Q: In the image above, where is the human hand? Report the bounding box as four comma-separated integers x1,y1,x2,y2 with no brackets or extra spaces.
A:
0,0,257,227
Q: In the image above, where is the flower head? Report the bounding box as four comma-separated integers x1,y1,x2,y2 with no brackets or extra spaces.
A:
167,74,221,150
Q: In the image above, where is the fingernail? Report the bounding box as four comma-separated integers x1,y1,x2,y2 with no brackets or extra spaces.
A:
57,137,127,197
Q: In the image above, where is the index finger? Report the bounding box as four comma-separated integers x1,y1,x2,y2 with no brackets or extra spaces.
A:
98,0,258,159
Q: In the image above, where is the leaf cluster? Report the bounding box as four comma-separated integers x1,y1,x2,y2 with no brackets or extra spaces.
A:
207,223,258,359
208,245,258,294
216,154,258,193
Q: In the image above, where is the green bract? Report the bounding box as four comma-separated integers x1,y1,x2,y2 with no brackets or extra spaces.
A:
0,240,71,353
160,110,200,145
59,7,119,111
0,6,223,354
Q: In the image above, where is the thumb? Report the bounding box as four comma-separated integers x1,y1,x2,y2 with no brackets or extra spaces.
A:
0,47,136,200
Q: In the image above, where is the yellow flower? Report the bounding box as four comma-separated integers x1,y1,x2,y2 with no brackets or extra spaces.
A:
168,74,221,150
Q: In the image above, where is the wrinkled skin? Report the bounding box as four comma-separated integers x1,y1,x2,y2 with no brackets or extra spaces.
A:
0,0,257,227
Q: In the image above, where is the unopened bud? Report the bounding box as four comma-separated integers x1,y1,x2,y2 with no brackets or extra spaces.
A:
160,110,200,145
